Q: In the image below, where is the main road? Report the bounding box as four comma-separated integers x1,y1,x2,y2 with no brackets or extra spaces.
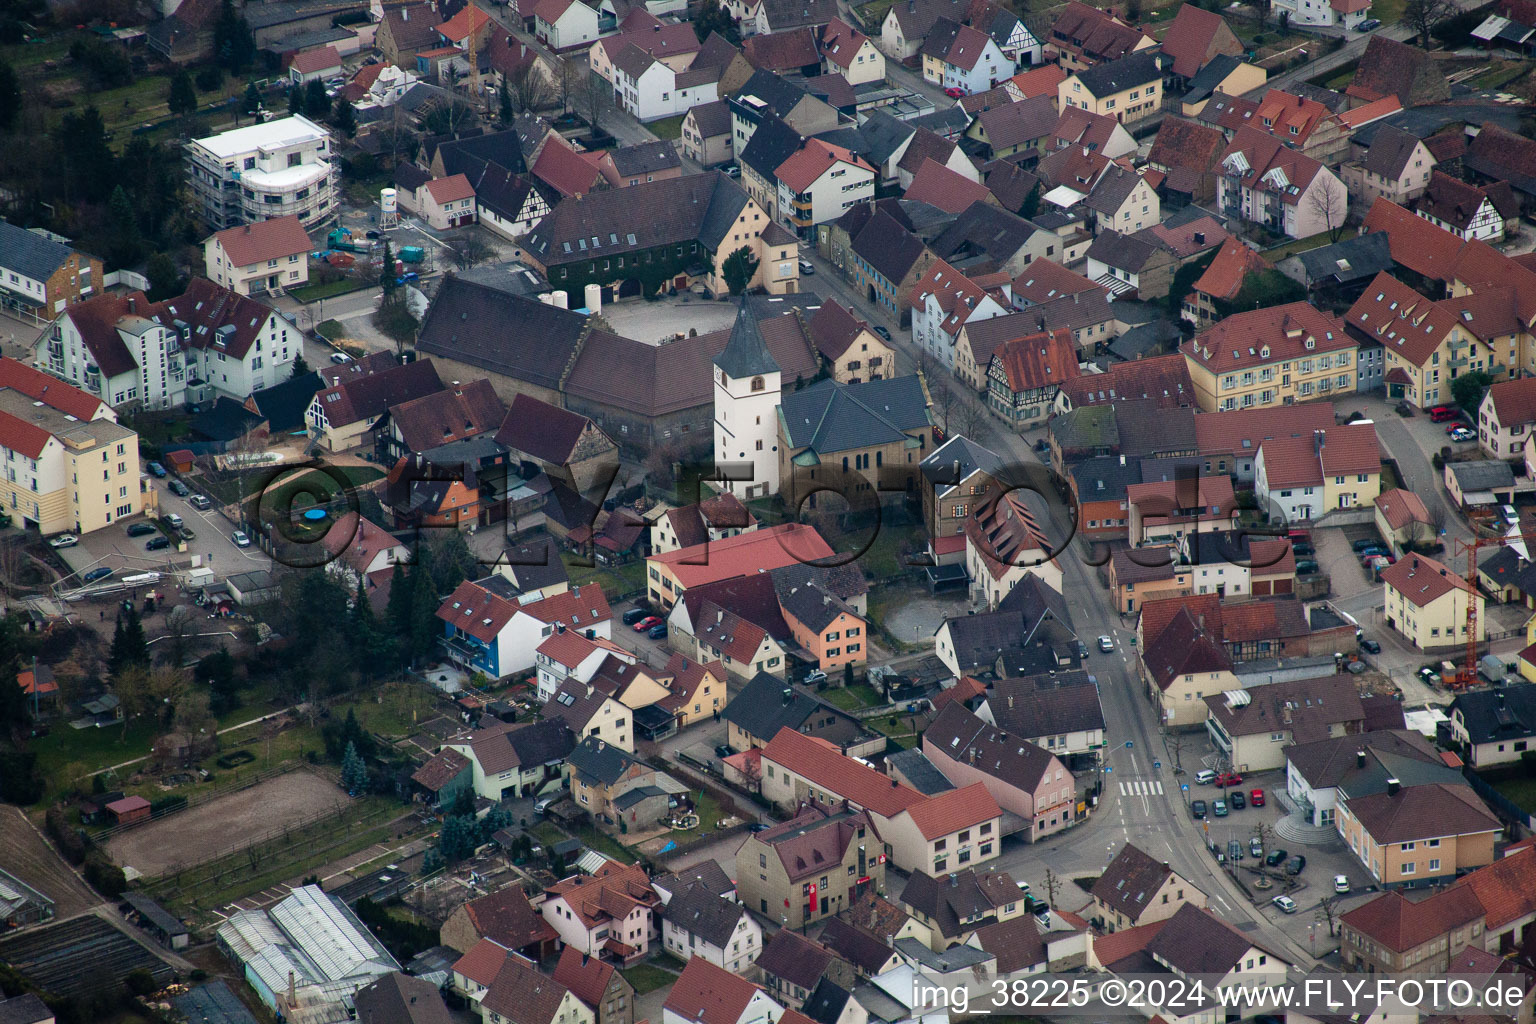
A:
798,246,1318,965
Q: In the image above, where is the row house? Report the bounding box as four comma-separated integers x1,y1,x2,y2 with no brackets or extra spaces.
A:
1342,124,1436,210
908,260,1008,371
1218,126,1349,241
0,221,103,323
1254,422,1382,521
1183,301,1357,413
985,328,1080,427
1478,375,1536,458
437,577,613,681
920,18,1013,96
774,140,875,239
980,671,1106,763
923,703,1075,843
1044,1,1154,71
1058,51,1162,128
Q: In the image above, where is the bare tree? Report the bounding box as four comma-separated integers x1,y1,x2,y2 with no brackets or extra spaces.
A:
1251,821,1274,858
1166,732,1186,772
450,233,494,270
929,379,959,436
556,57,581,114
1400,0,1456,47
506,59,553,113
953,398,989,440
1042,867,1062,910
1315,894,1343,936
579,68,609,133
1307,176,1348,244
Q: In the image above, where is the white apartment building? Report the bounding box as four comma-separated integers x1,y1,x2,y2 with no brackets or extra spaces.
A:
774,140,875,239
184,115,339,231
37,280,299,410
0,359,141,536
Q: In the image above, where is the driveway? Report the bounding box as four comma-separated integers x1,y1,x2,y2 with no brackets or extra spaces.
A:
1342,394,1467,547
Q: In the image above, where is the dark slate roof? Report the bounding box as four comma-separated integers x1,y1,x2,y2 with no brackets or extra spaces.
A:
818,918,895,975
608,140,681,177
973,916,1048,973
802,978,856,1024
898,865,1019,939
931,202,1041,267
416,278,588,390
723,673,836,740
1073,51,1162,97
396,162,432,194
435,129,530,177
1182,53,1243,104
660,880,748,947
921,435,1005,498
688,99,733,138
715,296,782,378
851,110,918,167
1146,904,1282,975
354,972,454,1024
0,222,78,281
886,748,955,795
613,784,666,810
850,210,928,285
1070,455,1141,502
756,929,838,989
249,372,323,433
732,68,816,118
1283,231,1393,286
1449,683,1536,744
1088,843,1172,925
191,396,267,443
506,717,577,768
778,375,930,453
939,579,1075,675
760,0,839,32
774,571,861,632
1362,125,1424,179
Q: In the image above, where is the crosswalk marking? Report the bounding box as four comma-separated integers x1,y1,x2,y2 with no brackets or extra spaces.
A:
1117,780,1164,797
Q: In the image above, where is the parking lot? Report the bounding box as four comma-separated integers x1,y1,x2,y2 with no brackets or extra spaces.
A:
55,476,272,588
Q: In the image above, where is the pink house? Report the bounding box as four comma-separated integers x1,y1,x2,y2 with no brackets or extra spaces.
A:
922,703,1076,842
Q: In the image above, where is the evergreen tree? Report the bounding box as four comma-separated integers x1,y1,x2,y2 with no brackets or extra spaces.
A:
305,79,327,118
196,65,224,92
332,95,356,138
242,81,262,118
105,185,142,268
408,549,439,665
340,740,369,795
214,0,257,73
58,107,115,203
145,252,183,302
168,70,198,117
110,607,149,675
288,85,305,117
386,545,417,660
693,0,739,43
379,241,396,294
291,353,310,378
499,80,513,124
0,58,20,131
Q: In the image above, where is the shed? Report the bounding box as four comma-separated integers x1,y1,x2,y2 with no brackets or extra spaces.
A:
122,892,190,950
165,450,196,474
226,570,279,606
106,795,151,825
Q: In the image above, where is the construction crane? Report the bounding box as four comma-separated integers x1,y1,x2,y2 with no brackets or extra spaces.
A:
1452,520,1536,689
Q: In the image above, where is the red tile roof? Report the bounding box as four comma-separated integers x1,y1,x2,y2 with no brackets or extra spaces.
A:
1452,842,1536,929
1374,488,1431,531
1337,95,1402,129
1319,421,1381,476
531,138,605,198
1007,63,1065,100
1192,238,1271,303
649,523,834,591
553,944,620,1008
1341,886,1485,954
664,955,768,1024
212,215,312,268
992,328,1080,392
0,359,106,421
1379,552,1469,608
1010,259,1102,305
1252,90,1332,146
1486,377,1536,429
453,937,512,987
763,727,926,817
1344,272,1455,366
1059,352,1194,409
1186,301,1351,373
909,259,990,337
776,139,873,194
290,45,341,74
1160,4,1240,79
819,18,869,69
903,159,994,215
807,300,875,360
1193,403,1333,459
438,2,492,42
963,488,1052,581
425,173,476,204
902,781,1000,839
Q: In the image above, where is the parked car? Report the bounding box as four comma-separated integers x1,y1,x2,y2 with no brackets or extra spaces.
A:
647,623,666,640
162,513,183,529
1230,791,1245,810
146,536,170,551
632,615,663,632
231,530,252,547
798,259,816,275
1212,799,1228,817
1296,559,1319,575
179,527,196,541
1428,405,1460,422
126,523,157,537
1272,895,1298,914
943,86,965,98
1215,772,1243,787
1361,638,1381,654
622,607,650,625
1098,635,1114,652
1352,538,1383,552
1292,542,1314,557
1195,769,1216,785
1227,840,1243,861
1357,17,1381,29
715,744,735,759
1266,848,1288,867
1250,837,1264,858
873,325,892,341
1450,427,1477,442
748,822,771,832
1190,800,1207,819
188,494,212,511
533,796,558,815
724,164,741,178
48,534,78,548
1503,504,1521,524
1250,788,1265,806
146,461,167,478
83,567,113,583
1286,855,1307,875
804,668,828,685
1334,874,1350,893
168,479,190,497
330,352,352,365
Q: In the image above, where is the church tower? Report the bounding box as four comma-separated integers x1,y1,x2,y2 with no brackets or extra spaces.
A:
713,298,782,500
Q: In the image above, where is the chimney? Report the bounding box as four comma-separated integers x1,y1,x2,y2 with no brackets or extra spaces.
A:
1314,429,1326,455
1193,231,1204,246
127,296,135,313
1386,778,1401,796
950,872,958,886
557,623,566,634
244,224,252,233
1356,750,1365,768
288,972,297,1006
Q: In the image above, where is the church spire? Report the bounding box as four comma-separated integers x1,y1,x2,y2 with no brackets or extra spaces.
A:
713,295,781,379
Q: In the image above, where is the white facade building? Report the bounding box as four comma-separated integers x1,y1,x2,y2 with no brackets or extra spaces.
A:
713,302,782,501
611,47,719,123
184,115,339,231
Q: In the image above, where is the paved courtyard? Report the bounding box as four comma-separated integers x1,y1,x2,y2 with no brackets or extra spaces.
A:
598,295,740,344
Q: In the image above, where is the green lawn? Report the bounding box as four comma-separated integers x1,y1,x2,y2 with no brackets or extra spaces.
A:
289,278,375,303
624,962,679,994
562,555,647,598
32,718,162,796
823,684,883,710
1261,227,1357,261
647,115,685,140
851,0,897,31
1493,775,1536,812
675,790,725,836
578,826,637,864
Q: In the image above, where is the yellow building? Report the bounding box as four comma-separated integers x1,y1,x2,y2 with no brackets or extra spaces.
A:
1337,782,1501,887
0,359,140,537
1183,301,1358,412
1379,552,1485,651
1058,51,1162,127
1347,272,1504,409
1180,61,1266,116
1141,607,1238,729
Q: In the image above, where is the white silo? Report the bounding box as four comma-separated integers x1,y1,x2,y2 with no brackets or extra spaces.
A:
551,290,568,309
584,283,602,314
538,293,553,305
379,188,398,229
